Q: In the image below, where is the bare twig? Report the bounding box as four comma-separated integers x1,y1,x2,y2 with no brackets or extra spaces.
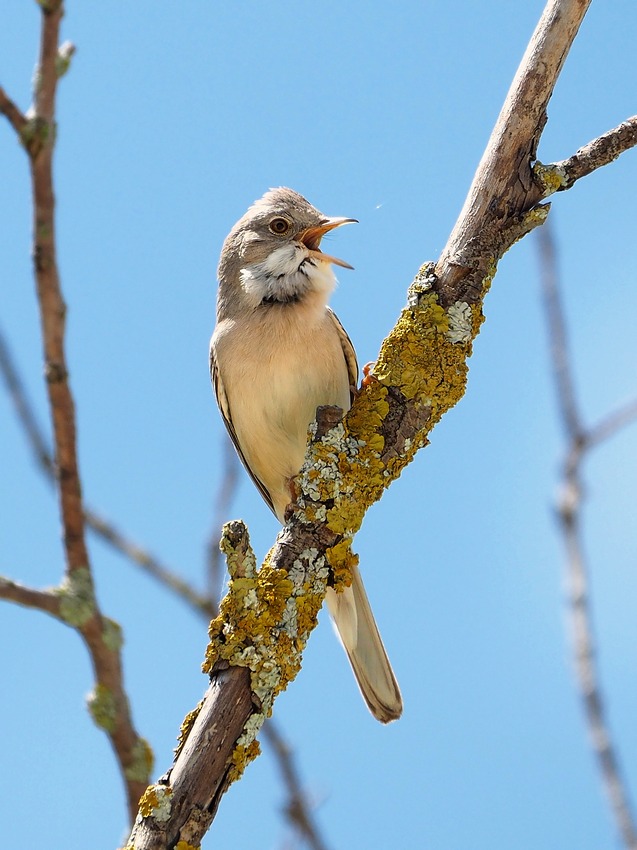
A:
0,575,61,618
262,723,330,850
0,329,55,476
537,222,637,850
537,214,582,438
0,86,27,137
550,116,637,190
0,325,215,619
1,2,149,821
587,400,637,451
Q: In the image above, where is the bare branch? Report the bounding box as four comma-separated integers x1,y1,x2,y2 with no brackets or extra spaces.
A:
88,510,216,618
587,398,637,451
3,2,151,821
0,328,55,476
550,116,637,191
0,87,27,137
262,723,330,850
537,222,637,850
437,0,592,301
536,221,582,440
0,325,215,619
0,575,61,617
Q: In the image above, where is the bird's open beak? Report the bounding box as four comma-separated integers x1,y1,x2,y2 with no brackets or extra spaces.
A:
298,217,357,269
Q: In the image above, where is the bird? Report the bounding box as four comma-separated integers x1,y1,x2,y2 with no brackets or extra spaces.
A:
210,187,402,723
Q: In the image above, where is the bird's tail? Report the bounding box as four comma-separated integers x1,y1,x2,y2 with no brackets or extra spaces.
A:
326,565,403,723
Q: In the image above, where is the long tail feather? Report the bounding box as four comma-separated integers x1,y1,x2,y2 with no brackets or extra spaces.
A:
326,565,402,723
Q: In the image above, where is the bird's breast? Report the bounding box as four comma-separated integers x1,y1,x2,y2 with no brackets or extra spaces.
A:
213,301,351,518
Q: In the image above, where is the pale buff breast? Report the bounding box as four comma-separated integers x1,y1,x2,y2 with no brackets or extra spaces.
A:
213,294,351,519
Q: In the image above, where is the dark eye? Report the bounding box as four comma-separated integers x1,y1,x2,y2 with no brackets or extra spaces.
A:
269,217,291,235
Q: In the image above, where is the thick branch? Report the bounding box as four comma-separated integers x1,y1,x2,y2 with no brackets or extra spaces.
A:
436,0,592,303
128,1,637,846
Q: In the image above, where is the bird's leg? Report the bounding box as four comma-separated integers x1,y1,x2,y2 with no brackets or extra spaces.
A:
361,360,378,390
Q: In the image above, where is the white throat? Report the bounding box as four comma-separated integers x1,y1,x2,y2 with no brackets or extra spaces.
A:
240,243,337,307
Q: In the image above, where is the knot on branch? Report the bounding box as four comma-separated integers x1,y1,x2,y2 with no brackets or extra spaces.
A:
219,520,256,579
44,360,68,383
20,115,55,158
54,565,95,626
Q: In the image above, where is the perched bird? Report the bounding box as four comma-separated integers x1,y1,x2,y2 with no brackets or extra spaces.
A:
210,187,402,723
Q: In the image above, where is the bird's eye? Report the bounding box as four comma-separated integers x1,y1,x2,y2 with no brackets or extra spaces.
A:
269,217,291,235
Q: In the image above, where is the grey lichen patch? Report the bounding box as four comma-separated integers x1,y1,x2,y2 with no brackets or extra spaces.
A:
408,262,438,307
102,617,124,651
87,683,117,733
138,784,173,823
56,566,95,626
446,301,473,344
124,737,154,783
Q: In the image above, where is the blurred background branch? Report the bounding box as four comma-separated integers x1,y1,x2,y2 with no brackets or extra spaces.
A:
537,221,637,850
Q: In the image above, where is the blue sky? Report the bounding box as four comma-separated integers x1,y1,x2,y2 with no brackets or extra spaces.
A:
2,2,637,848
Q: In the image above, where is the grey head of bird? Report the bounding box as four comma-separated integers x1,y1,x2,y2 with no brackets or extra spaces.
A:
217,187,356,316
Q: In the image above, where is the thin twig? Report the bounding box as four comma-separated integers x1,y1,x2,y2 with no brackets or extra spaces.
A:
0,575,61,618
537,218,582,439
0,329,55,476
0,325,215,618
537,222,637,850
552,116,637,190
262,723,330,850
0,86,27,137
587,399,637,451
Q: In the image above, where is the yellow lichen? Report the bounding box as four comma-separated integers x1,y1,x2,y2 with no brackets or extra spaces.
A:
175,700,204,759
326,540,359,592
533,161,568,197
227,739,261,783
175,842,200,850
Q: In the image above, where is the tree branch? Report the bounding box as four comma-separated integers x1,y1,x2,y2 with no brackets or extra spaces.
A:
126,1,637,845
0,2,150,823
547,116,637,191
262,722,330,850
537,222,637,850
0,575,61,617
0,86,27,137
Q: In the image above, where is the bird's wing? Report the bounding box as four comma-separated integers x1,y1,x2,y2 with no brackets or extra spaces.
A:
209,343,276,515
327,307,359,401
